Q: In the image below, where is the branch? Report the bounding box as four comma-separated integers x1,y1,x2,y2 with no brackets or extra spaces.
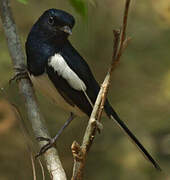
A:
71,0,131,179
0,1,67,179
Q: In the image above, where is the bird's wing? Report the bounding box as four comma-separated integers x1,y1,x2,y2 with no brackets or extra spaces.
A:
45,50,98,116
59,41,100,92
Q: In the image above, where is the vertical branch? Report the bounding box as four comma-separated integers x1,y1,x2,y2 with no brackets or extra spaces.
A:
71,0,131,179
97,0,131,120
0,1,67,179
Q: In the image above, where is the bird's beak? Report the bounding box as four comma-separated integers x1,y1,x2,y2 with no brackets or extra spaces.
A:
59,25,72,35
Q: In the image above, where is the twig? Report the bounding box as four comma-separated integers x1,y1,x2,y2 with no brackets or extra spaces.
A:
0,1,67,179
11,102,45,180
71,0,131,179
38,159,45,180
31,152,37,180
115,0,131,64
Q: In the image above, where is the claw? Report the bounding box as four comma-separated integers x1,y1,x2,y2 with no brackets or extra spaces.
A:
35,113,75,158
9,66,29,84
96,121,103,134
35,137,56,158
36,137,50,142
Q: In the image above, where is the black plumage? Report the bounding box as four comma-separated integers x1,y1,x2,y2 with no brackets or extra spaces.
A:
25,9,161,170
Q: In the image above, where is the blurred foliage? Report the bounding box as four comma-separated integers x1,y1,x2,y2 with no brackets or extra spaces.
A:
17,0,89,17
0,0,170,179
17,0,28,5
69,0,87,17
151,0,170,27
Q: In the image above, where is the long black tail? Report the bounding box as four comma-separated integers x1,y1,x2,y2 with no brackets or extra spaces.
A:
104,101,161,171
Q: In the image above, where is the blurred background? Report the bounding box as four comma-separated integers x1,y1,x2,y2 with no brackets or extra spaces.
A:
0,0,170,179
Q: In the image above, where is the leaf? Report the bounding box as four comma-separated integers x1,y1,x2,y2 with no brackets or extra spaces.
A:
17,0,28,5
69,0,87,17
88,0,97,7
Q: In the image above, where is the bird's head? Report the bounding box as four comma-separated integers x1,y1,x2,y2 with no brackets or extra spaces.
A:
32,9,75,40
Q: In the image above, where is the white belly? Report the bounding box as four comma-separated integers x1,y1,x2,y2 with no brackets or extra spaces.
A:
30,74,86,117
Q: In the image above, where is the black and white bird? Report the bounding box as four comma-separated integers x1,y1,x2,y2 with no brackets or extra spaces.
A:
25,9,161,170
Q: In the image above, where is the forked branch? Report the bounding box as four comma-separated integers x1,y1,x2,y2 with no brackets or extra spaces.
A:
71,0,131,179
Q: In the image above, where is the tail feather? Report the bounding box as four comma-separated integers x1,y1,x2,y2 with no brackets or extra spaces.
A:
104,101,161,171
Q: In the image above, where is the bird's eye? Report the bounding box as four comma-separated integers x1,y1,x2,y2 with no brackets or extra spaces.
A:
48,17,54,25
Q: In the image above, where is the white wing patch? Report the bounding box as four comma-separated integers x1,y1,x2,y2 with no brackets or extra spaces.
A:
48,53,87,91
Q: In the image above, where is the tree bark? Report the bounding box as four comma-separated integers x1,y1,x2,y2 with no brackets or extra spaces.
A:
0,0,67,179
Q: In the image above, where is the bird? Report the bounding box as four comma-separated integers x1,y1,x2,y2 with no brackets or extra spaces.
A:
25,8,161,170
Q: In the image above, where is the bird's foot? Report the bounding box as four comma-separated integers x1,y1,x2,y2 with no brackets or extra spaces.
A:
91,118,103,133
96,121,103,134
9,66,29,84
35,136,56,158
91,118,103,134
35,112,75,158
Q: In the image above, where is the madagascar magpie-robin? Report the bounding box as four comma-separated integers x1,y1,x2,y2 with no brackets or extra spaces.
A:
25,9,161,170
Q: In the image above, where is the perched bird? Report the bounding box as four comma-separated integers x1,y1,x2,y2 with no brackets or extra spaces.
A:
25,9,161,170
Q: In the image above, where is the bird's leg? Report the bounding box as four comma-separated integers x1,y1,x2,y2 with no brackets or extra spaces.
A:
9,66,30,84
35,112,75,158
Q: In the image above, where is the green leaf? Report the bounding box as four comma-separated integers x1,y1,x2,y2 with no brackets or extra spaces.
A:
69,0,87,17
17,0,28,5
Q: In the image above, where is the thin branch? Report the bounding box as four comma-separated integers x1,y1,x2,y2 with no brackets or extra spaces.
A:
0,1,67,179
71,0,131,179
115,0,131,65
38,159,46,180
11,102,45,180
31,152,37,180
